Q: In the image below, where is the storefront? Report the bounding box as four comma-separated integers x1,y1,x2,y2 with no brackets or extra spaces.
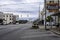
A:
51,12,60,26
45,0,60,29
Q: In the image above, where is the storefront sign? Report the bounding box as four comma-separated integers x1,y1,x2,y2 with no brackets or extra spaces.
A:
47,5,58,10
46,1,59,12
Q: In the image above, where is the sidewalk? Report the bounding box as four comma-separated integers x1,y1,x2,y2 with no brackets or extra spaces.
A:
39,25,45,29
20,27,58,40
51,28,60,35
39,25,60,35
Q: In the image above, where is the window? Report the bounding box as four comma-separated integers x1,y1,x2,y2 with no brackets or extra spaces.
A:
10,18,11,20
49,1,54,3
10,15,11,17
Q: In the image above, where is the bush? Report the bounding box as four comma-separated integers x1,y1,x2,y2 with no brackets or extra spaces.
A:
0,19,3,23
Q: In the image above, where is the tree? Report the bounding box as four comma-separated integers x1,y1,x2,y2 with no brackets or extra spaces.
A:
0,19,3,23
46,16,53,22
46,16,53,26
0,19,3,25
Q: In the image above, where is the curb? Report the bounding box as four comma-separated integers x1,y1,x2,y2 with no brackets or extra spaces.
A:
51,30,60,35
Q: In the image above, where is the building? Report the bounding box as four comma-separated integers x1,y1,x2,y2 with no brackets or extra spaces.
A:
12,15,16,24
44,0,60,25
0,12,3,19
3,13,13,24
12,15,19,24
0,12,4,24
0,12,19,24
15,15,19,21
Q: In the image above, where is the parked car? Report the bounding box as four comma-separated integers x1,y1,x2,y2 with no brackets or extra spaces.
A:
19,20,28,24
46,22,56,26
32,23,39,28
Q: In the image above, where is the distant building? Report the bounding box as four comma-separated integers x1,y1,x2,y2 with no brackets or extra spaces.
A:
0,12,3,19
0,12,19,24
12,15,16,23
15,15,19,21
3,13,13,24
12,15,19,23
0,12,4,24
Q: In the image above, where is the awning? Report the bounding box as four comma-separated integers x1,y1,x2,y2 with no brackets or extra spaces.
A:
51,12,60,16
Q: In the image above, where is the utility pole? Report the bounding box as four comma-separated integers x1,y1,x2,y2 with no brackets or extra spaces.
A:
58,0,59,25
45,0,47,30
39,4,40,20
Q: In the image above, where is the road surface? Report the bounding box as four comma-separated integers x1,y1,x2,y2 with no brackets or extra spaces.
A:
0,23,60,40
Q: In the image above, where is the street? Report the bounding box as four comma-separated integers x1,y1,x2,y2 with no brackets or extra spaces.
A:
0,23,60,40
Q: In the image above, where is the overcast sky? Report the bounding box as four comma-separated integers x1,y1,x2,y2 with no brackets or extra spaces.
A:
0,0,44,19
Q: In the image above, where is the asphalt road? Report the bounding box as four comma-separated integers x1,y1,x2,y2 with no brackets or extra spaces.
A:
0,23,60,40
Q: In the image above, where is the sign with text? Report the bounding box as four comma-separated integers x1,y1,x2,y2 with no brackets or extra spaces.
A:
46,1,59,12
47,5,58,10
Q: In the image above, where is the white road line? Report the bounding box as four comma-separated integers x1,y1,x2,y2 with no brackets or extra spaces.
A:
20,34,55,38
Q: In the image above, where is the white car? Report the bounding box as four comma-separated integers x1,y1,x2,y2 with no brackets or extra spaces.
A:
46,22,55,26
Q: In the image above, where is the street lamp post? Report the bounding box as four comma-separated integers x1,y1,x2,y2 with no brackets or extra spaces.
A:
45,0,47,30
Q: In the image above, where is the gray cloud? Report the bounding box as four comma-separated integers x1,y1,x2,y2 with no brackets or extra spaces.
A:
0,0,44,19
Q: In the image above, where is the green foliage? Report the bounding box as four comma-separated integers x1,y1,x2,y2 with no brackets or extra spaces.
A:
19,20,28,24
46,16,53,22
0,19,3,23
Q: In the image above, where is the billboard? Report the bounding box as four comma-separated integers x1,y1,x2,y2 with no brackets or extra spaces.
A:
46,1,59,12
